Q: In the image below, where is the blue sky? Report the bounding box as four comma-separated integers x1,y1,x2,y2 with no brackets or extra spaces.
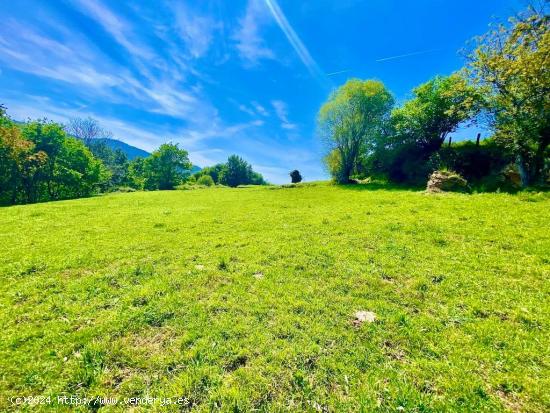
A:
0,0,525,183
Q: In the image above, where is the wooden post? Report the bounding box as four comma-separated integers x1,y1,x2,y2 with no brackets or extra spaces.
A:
448,136,452,147
476,133,481,146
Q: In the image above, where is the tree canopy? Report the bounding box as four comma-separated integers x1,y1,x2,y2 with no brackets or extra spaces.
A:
143,143,192,190
318,79,394,183
466,4,550,183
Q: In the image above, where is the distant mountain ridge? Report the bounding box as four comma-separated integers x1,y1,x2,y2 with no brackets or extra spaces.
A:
99,137,201,172
96,138,150,160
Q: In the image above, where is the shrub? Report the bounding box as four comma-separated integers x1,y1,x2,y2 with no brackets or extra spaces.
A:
426,170,469,193
479,163,523,192
289,170,302,183
197,175,215,186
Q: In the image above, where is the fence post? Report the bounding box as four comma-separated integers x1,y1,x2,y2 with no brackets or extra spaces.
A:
476,133,481,146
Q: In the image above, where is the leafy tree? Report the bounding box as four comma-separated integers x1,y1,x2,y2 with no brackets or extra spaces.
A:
22,120,67,199
128,157,146,189
0,104,11,127
143,143,191,190
194,163,225,184
197,174,215,186
52,137,106,199
1,117,105,204
219,155,253,187
466,4,550,184
365,74,482,184
0,124,47,204
290,169,302,183
318,79,394,183
391,74,482,154
250,171,266,185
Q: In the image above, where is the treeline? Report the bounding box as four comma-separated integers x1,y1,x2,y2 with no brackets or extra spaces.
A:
0,113,266,206
319,5,549,189
188,155,266,187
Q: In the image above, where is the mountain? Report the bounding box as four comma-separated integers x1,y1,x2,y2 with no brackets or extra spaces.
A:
96,138,150,160
99,138,202,172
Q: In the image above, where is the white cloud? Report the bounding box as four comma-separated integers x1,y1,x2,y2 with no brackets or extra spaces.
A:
173,3,218,58
251,101,269,116
271,99,297,130
73,0,154,61
233,0,275,66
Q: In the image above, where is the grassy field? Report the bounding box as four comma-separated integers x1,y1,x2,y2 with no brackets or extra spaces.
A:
0,183,549,412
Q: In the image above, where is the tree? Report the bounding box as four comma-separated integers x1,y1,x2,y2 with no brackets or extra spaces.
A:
197,174,215,186
22,120,67,199
383,74,483,183
128,157,146,189
391,74,482,154
0,124,47,204
290,169,302,183
193,163,225,184
1,118,105,204
466,4,550,184
65,117,111,144
219,155,254,187
143,143,191,190
318,79,394,183
52,137,106,199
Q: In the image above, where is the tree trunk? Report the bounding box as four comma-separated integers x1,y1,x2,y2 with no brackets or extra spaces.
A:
516,155,529,187
532,131,549,184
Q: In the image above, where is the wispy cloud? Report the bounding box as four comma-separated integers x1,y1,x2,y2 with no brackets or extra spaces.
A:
73,0,154,61
251,101,269,116
375,49,441,62
326,69,351,76
172,3,219,59
233,0,275,66
264,0,326,85
0,22,121,88
271,100,296,130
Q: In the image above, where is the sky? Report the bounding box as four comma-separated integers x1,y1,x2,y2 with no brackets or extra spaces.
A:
0,0,526,183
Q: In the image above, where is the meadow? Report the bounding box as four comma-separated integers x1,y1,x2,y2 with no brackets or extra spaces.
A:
0,183,548,412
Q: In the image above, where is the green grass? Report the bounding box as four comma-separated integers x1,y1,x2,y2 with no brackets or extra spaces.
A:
0,183,548,412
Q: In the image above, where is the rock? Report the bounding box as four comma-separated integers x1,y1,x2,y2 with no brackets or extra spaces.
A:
353,310,376,326
195,264,205,270
426,170,469,193
253,272,264,279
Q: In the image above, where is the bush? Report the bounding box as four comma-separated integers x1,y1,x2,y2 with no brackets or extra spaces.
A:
426,170,469,193
289,170,302,183
197,175,215,186
479,163,523,192
438,139,514,182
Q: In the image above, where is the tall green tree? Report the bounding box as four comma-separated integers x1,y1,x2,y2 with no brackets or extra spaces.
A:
391,74,482,153
467,4,550,184
219,155,254,187
381,74,483,182
318,79,394,183
22,120,67,199
143,143,191,190
0,123,47,204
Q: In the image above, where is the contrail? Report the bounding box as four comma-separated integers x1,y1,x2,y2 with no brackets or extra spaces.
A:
264,0,328,86
376,49,441,62
326,69,351,76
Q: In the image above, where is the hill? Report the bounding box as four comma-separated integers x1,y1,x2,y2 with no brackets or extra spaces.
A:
1,183,548,411
88,137,201,172
95,137,150,160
